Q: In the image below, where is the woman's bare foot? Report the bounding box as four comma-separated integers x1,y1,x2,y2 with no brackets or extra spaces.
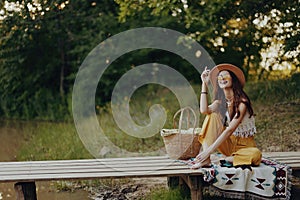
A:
190,159,211,169
186,159,195,165
225,156,234,163
210,154,225,164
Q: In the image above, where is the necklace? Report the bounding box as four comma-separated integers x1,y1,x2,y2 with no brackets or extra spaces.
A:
225,96,234,106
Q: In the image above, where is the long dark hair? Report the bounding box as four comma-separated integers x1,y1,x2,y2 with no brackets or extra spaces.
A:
213,70,254,123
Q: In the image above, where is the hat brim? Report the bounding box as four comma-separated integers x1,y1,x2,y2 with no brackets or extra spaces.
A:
209,63,245,88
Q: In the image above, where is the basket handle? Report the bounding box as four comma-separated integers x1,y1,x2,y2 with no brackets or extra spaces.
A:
173,106,198,135
173,107,199,155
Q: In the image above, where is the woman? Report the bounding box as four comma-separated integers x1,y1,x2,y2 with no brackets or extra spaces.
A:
191,63,262,169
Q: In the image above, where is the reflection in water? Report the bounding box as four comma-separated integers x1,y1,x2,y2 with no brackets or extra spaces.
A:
0,122,90,200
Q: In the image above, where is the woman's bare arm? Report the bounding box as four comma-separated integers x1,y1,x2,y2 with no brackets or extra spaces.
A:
200,83,210,114
200,67,219,114
196,102,247,162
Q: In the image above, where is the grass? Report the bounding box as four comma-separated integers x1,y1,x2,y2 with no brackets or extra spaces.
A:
245,74,300,152
16,79,299,160
17,121,92,161
143,188,189,200
143,187,237,200
14,74,300,199
254,99,300,152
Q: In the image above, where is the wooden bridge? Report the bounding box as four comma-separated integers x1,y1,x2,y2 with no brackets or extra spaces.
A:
0,151,299,200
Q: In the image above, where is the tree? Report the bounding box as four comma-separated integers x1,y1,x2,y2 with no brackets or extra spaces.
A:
0,0,121,119
115,0,300,78
1,0,298,119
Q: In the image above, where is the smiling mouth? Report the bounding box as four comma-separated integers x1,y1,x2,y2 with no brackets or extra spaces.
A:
219,80,228,85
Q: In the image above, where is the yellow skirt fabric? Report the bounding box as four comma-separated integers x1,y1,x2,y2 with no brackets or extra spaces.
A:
198,113,262,166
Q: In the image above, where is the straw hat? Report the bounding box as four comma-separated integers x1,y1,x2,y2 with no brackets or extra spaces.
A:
209,63,245,88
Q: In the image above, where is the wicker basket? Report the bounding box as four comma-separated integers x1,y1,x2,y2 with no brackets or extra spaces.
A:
160,107,201,160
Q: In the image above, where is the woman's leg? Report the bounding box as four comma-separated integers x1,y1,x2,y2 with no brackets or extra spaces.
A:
192,113,232,168
232,147,262,166
199,113,233,155
231,137,262,166
198,113,224,149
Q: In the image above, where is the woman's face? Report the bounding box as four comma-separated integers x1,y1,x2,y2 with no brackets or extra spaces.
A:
217,70,232,89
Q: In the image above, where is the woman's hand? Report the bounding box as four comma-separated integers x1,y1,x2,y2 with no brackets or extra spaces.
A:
201,66,210,85
190,150,211,169
195,150,211,163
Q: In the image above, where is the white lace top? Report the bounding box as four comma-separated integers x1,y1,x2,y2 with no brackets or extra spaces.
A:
226,111,256,138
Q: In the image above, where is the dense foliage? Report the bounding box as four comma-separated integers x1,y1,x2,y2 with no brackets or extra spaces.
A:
0,0,299,120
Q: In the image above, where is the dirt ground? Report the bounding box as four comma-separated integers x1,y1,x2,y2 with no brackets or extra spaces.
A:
87,175,300,200
88,177,168,200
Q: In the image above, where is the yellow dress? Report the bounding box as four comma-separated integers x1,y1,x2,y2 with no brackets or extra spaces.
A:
198,112,262,166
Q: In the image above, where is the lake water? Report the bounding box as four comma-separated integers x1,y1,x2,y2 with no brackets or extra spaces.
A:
0,123,90,200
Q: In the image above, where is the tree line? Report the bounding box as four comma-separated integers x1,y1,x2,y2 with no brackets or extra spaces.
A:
0,0,299,120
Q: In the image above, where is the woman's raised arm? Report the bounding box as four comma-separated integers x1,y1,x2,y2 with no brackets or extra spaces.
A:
200,67,220,114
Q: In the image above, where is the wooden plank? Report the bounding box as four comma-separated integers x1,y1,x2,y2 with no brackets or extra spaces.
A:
0,159,297,173
263,152,300,157
3,163,298,183
0,168,204,182
262,151,300,161
262,160,300,165
262,152,300,170
0,156,202,182
0,158,181,168
265,157,300,162
0,156,170,166
0,165,193,176
0,152,299,183
264,154,300,158
0,151,296,165
0,159,178,171
0,166,190,175
287,163,300,170
0,160,182,169
0,160,186,172
0,152,297,167
274,161,300,165
0,165,192,174
0,158,184,174
0,166,199,178
1,158,298,175
263,157,300,162
1,152,296,200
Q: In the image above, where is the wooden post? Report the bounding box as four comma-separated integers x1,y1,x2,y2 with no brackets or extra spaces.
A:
14,182,37,200
188,176,203,200
167,176,190,199
167,176,179,189
178,176,192,199
180,175,204,200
